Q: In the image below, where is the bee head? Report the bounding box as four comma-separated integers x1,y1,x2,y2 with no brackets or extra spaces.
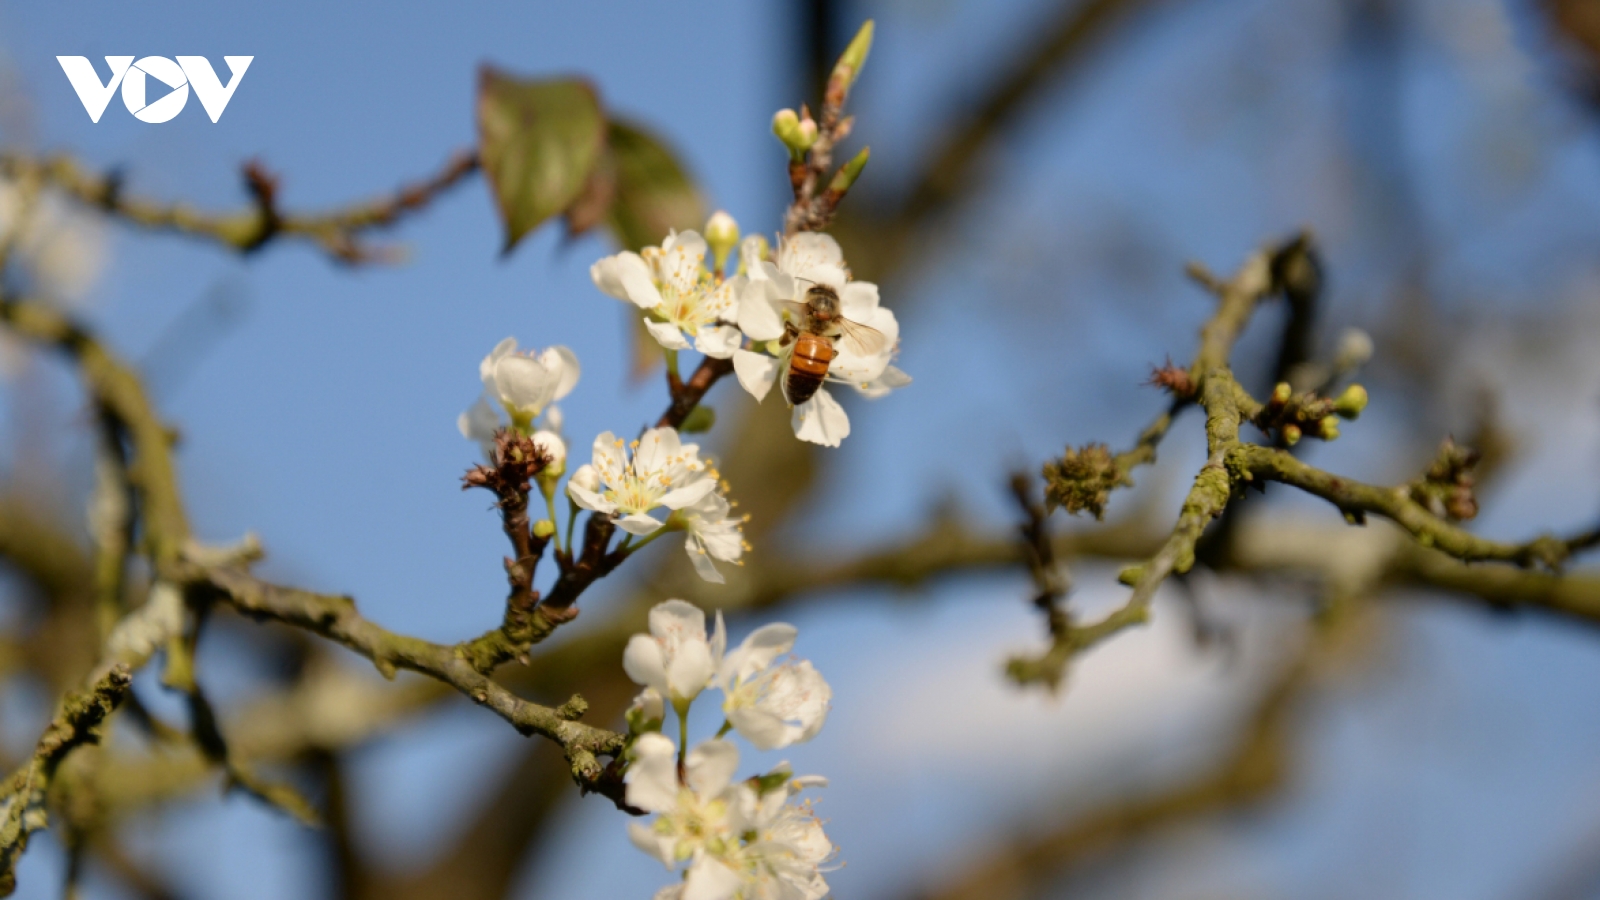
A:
802,282,840,319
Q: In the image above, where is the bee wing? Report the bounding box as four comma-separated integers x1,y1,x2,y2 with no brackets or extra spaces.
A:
834,317,889,357
778,300,809,321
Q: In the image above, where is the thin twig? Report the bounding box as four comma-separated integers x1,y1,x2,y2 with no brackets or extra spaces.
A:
0,150,479,265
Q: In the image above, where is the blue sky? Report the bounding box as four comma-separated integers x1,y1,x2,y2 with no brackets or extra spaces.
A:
5,0,1600,898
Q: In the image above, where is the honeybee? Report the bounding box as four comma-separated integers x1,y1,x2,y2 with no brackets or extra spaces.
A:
778,282,889,405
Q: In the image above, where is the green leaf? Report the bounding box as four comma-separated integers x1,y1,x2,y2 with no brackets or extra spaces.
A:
603,119,704,251
477,67,604,254
679,405,716,434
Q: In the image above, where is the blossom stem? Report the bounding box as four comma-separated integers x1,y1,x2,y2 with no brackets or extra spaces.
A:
564,498,580,557
618,527,671,558
664,348,683,394
541,482,562,554
676,703,691,777
715,719,732,739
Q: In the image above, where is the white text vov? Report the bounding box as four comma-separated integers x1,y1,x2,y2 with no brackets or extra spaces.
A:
57,56,253,123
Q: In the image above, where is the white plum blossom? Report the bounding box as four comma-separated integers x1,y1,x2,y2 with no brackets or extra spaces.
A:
458,337,579,455
716,624,830,751
623,600,727,705
727,772,836,900
628,735,836,900
591,228,749,358
733,232,909,447
681,490,747,585
566,428,717,535
627,733,746,898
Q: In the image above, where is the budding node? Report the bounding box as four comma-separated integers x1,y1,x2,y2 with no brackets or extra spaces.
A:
1145,359,1196,399
1409,436,1480,521
1042,443,1130,520
1334,384,1368,420
772,108,818,160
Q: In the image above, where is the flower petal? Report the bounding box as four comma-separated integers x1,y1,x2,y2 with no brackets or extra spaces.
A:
618,512,665,535
628,821,675,868
666,637,715,699
855,364,912,399
565,481,615,514
590,254,632,301
649,599,708,643
622,635,669,695
658,477,716,510
779,232,843,276
480,337,517,387
737,280,787,342
683,856,741,900
458,397,500,443
608,251,663,309
730,623,796,680
685,536,725,583
728,706,791,752
685,738,740,797
624,732,679,812
635,427,680,476
645,318,692,350
540,346,581,400
775,660,831,744
694,324,743,359
733,349,780,401
792,388,850,447
710,610,727,664
591,432,627,483
839,280,880,318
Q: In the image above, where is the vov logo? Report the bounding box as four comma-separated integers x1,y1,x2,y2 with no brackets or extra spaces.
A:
57,56,253,123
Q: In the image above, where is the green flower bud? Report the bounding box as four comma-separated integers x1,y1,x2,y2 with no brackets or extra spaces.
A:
1282,424,1302,446
771,108,817,160
533,520,556,539
1333,384,1368,420
1270,382,1291,405
1318,415,1340,441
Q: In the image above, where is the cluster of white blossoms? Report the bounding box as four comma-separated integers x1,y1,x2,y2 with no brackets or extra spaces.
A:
623,600,835,900
591,212,909,448
459,343,746,582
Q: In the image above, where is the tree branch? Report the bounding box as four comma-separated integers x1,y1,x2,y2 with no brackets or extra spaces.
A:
194,568,628,805
0,150,478,265
0,665,131,896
